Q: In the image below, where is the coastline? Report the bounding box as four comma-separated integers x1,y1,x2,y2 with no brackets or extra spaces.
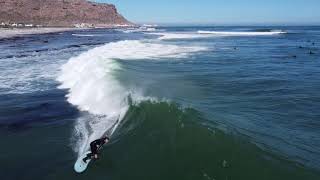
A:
0,27,84,39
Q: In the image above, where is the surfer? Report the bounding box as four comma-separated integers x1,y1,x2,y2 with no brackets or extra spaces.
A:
83,136,110,163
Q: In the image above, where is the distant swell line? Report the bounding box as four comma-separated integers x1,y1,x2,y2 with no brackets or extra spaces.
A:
198,30,286,36
149,30,286,40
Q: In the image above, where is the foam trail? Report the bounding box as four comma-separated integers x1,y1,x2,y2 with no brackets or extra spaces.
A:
57,40,207,156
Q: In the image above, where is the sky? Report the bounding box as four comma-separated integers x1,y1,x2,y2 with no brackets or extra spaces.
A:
93,0,320,25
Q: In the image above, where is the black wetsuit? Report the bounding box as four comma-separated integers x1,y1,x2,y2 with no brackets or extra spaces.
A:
83,137,109,162
90,139,106,154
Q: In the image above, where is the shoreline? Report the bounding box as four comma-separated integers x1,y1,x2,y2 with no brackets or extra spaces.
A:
0,25,137,39
0,27,87,39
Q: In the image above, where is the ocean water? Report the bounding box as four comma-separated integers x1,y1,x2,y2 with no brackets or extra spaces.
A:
0,26,320,180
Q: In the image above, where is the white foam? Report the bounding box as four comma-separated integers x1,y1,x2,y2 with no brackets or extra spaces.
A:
0,48,83,94
57,40,207,156
198,30,286,36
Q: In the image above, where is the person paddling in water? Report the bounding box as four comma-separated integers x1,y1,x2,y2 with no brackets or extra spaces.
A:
83,136,109,163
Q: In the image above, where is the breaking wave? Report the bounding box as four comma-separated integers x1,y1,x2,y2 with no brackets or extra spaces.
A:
57,40,207,156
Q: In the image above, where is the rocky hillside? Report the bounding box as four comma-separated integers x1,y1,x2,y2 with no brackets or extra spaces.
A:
0,0,132,27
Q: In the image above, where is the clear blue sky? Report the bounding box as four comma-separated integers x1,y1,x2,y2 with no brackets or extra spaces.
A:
93,0,320,25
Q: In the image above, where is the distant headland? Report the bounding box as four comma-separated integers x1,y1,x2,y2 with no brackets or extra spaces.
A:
0,0,133,28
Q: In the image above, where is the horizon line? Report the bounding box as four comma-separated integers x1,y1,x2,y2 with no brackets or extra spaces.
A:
134,22,320,26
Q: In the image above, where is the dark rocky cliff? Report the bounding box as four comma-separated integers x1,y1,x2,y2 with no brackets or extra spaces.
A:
0,0,132,27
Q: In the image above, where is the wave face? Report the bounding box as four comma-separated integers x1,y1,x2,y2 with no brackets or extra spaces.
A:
102,102,320,180
57,40,207,156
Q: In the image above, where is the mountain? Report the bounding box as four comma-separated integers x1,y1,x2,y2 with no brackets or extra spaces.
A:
0,0,132,27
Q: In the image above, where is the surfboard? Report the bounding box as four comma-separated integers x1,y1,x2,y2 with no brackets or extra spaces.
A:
74,151,92,173
74,119,119,173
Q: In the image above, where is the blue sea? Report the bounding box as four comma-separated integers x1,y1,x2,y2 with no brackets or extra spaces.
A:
0,26,320,180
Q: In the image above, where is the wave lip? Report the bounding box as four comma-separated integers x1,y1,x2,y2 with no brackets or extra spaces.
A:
198,30,286,36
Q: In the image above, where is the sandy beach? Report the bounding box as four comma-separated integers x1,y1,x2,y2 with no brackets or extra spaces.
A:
0,28,79,39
